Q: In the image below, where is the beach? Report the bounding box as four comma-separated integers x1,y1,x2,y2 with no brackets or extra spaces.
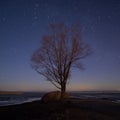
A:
0,98,120,120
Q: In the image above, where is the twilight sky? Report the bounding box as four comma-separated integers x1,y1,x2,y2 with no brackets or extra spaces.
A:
0,0,120,91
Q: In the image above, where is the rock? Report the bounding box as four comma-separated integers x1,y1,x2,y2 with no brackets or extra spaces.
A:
41,91,69,103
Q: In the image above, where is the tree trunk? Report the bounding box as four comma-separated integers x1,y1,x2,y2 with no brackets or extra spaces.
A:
60,83,66,100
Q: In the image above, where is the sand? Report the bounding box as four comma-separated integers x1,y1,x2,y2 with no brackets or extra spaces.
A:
0,98,120,120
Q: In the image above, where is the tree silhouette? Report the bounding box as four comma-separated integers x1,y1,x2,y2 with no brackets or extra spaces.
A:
31,23,92,99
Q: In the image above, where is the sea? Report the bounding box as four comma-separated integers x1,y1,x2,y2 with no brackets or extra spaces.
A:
0,91,120,106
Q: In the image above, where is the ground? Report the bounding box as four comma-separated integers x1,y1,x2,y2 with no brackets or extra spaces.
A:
0,98,120,120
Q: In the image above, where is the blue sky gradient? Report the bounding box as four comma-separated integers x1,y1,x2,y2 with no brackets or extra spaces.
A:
0,0,120,91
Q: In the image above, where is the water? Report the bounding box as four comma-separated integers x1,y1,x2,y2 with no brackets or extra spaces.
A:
0,92,43,106
0,91,120,106
69,91,120,103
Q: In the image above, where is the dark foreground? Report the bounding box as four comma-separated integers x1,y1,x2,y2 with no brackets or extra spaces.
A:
0,98,120,120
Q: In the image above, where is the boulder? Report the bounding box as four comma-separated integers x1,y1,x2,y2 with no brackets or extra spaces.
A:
41,91,69,103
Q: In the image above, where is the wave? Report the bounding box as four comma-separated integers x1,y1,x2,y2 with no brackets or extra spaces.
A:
0,97,41,106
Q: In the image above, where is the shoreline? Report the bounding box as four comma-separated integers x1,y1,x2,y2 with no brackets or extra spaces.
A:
0,96,119,107
0,98,120,120
0,97,41,107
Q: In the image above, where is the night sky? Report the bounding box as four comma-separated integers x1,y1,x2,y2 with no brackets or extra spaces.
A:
0,0,120,91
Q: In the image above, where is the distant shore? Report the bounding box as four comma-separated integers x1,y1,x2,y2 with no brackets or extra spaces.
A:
0,91,23,95
0,98,120,120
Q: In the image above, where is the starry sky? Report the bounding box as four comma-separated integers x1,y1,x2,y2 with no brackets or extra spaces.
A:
0,0,120,92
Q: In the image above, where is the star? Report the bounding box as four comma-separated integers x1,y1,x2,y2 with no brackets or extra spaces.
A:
34,11,37,15
34,16,38,20
47,15,50,19
97,15,101,21
2,17,6,22
107,15,112,20
74,6,78,11
23,12,26,17
35,3,39,8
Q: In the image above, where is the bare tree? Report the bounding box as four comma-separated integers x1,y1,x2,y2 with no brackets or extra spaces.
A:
31,23,92,99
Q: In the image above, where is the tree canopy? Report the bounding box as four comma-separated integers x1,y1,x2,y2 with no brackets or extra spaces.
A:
31,23,92,98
